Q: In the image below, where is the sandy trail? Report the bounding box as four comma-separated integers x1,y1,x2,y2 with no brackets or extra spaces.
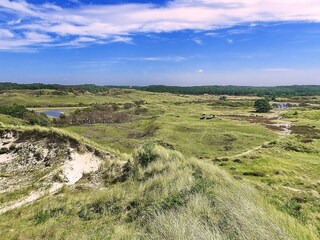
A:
271,116,292,137
233,145,265,158
0,183,63,215
221,112,292,159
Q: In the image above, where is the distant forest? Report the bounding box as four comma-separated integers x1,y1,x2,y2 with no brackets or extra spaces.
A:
1,82,320,97
138,85,320,97
0,82,112,93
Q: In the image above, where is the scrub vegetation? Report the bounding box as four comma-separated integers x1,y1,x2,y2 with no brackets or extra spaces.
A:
0,85,319,239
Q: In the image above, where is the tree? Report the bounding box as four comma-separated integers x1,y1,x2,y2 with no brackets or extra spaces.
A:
254,99,272,113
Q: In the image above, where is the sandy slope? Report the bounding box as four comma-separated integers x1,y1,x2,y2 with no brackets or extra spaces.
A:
0,145,102,215
62,152,101,185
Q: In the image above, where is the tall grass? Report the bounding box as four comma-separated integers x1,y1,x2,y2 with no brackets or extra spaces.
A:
0,126,317,239
0,123,122,157
144,148,317,240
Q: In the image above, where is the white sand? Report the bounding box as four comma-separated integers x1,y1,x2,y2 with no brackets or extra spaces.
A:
0,153,15,163
0,150,102,215
62,152,101,185
0,183,63,215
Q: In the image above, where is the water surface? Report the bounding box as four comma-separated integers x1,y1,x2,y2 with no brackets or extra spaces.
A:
37,110,64,118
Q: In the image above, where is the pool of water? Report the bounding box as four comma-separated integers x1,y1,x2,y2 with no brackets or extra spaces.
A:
37,110,64,118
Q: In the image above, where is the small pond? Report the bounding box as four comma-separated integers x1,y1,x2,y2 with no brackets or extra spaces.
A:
36,110,64,118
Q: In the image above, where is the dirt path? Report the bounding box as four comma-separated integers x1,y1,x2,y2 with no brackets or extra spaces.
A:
233,144,266,158
221,112,292,159
274,116,292,137
0,183,63,215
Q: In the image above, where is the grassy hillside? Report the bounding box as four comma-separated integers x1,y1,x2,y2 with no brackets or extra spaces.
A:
0,89,319,238
0,135,317,239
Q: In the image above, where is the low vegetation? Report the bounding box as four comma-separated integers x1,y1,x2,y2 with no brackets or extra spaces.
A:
254,98,272,113
0,87,320,239
0,136,317,239
0,104,51,126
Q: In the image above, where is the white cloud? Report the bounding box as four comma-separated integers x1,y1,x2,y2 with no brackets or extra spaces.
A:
24,32,52,42
197,69,204,73
7,18,22,25
1,0,320,50
226,38,234,43
70,56,187,69
0,31,53,50
0,29,14,38
76,37,97,43
262,68,292,72
110,36,133,44
120,56,187,62
193,38,203,45
205,32,219,36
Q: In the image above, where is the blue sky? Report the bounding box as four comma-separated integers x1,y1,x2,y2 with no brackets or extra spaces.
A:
0,0,320,86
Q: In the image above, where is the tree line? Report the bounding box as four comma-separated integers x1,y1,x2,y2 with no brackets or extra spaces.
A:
1,82,320,96
136,85,320,97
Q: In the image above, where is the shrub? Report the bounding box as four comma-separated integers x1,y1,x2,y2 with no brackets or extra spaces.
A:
54,104,130,125
0,104,51,126
124,102,135,109
0,147,9,154
24,112,51,126
134,100,145,106
135,142,158,167
34,207,66,225
134,107,148,115
0,104,28,118
219,96,227,101
254,99,272,113
243,171,266,177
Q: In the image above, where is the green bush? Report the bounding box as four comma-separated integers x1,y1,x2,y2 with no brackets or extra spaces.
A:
135,142,158,167
24,112,50,126
219,95,227,101
0,104,51,126
254,99,272,113
0,104,28,118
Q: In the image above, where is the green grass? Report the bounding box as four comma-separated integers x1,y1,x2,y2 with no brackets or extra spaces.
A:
0,89,193,107
63,101,277,158
0,114,25,125
0,145,317,239
1,89,320,238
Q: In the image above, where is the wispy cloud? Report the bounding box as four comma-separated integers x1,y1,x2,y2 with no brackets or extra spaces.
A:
193,38,204,45
118,56,187,62
0,29,14,38
71,56,187,68
1,0,320,50
262,68,293,72
226,38,234,44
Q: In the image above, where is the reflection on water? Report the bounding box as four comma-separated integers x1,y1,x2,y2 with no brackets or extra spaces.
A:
36,110,64,118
